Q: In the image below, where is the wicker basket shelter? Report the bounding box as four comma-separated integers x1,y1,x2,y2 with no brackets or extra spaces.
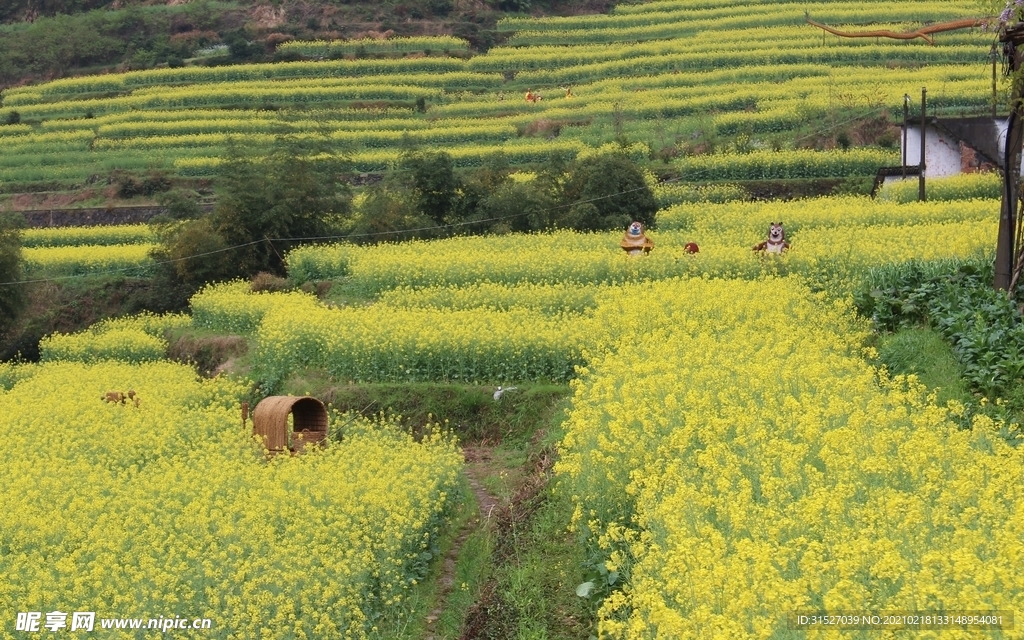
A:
252,396,329,454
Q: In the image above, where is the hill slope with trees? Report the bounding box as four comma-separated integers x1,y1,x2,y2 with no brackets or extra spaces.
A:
0,0,613,89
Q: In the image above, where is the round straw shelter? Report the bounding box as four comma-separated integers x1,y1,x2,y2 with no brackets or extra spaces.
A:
252,396,329,454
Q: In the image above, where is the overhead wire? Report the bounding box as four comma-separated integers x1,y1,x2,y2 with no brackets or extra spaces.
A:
0,86,988,287
0,174,678,287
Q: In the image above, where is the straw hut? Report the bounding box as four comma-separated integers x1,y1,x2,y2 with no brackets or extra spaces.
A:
252,396,328,454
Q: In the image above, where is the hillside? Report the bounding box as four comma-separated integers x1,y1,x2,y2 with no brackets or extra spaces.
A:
2,1,1023,637
0,0,612,89
0,0,1000,206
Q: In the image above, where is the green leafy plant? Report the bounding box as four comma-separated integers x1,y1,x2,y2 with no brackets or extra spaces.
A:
857,259,1024,398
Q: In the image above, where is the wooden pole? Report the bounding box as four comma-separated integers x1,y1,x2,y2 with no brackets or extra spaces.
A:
996,110,1023,291
919,87,927,202
902,95,909,180
996,113,1021,290
996,28,1024,291
994,44,1000,118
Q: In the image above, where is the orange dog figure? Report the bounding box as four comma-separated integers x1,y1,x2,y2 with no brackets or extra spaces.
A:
621,221,654,255
102,389,140,407
753,222,789,254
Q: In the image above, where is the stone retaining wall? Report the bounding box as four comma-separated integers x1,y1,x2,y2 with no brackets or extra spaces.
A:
16,204,215,228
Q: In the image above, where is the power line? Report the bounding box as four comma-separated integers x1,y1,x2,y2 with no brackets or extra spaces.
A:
0,96,930,288
0,175,676,287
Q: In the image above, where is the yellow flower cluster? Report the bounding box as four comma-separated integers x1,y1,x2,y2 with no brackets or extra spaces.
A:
22,244,156,278
878,173,1001,203
189,281,320,334
277,35,471,56
555,277,1024,639
0,361,37,390
287,196,996,297
499,1,976,38
2,57,467,105
22,224,155,248
659,195,995,232
377,281,608,314
672,148,898,181
39,313,190,364
253,298,589,386
0,361,462,638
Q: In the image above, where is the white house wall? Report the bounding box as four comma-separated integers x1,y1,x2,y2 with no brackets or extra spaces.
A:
901,118,1023,177
901,126,962,178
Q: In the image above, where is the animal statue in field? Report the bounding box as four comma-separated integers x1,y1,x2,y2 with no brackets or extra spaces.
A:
102,389,140,407
752,222,789,254
621,221,654,255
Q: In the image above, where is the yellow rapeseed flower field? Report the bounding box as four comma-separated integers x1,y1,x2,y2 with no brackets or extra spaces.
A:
0,361,462,639
21,244,156,277
287,196,995,299
20,193,1021,638
557,278,1024,639
39,313,190,364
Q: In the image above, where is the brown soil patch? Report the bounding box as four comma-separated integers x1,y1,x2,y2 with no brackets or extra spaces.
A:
520,118,563,139
848,115,900,147
350,100,404,110
9,190,100,211
170,30,221,44
251,5,287,30
264,32,294,48
355,29,396,40
463,446,503,518
454,0,491,12
167,334,248,377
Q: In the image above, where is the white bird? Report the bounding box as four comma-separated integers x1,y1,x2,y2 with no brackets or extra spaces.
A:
493,386,517,401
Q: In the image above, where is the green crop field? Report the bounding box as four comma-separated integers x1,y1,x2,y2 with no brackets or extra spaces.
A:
0,0,1000,189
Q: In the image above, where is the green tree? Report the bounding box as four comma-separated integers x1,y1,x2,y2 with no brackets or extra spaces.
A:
149,216,231,305
0,213,27,338
214,135,352,276
556,152,657,231
399,151,461,226
154,189,203,222
479,181,553,233
347,180,431,243
475,152,511,191
152,134,352,290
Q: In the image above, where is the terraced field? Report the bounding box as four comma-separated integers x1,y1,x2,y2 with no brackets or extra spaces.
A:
2,1,1019,637
12,190,1022,638
0,0,997,188
19,224,155,278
